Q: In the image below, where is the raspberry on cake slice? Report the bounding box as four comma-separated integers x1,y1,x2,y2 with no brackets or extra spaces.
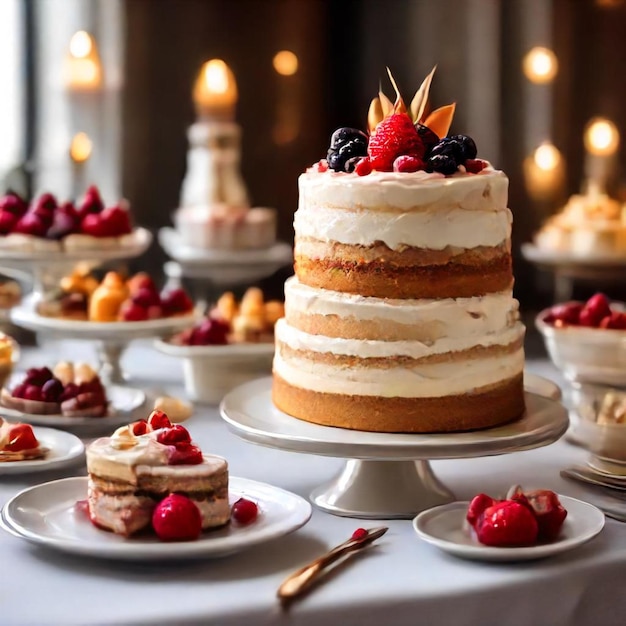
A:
85,410,230,537
0,418,48,462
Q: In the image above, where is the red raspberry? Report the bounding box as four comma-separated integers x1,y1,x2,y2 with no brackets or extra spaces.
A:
231,498,259,525
152,494,202,541
546,302,583,326
354,157,373,177
148,410,171,430
313,159,329,172
368,113,425,172
351,527,368,541
157,425,191,445
168,442,203,465
465,159,488,174
580,293,611,327
466,493,496,529
599,312,626,330
132,419,149,435
475,501,538,547
393,155,426,173
523,489,568,543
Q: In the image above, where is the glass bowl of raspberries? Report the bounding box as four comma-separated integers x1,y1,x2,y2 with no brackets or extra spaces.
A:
536,293,626,387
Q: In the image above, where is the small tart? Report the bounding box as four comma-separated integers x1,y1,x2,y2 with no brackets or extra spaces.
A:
1,388,60,415
0,420,48,462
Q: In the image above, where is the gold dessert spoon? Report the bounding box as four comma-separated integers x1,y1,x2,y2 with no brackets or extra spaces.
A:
277,526,388,606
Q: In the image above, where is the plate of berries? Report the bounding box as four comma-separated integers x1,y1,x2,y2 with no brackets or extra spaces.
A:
1,476,312,561
413,487,604,562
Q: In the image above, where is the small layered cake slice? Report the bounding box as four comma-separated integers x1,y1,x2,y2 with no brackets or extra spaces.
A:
86,410,229,537
0,418,48,462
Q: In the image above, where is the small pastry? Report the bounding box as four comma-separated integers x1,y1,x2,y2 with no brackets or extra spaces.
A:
213,291,237,323
153,396,193,423
0,418,48,462
88,272,129,322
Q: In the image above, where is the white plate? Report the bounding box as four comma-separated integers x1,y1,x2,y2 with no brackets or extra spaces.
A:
0,384,146,428
154,339,274,359
11,302,198,341
413,496,605,562
2,476,312,560
522,242,626,267
0,427,84,475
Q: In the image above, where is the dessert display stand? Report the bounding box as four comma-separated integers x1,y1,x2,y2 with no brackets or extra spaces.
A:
0,228,153,300
220,374,568,519
10,298,197,385
521,242,626,302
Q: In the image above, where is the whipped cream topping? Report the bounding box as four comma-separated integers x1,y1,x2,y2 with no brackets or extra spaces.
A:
296,168,510,251
274,348,524,398
284,277,519,341
87,431,171,468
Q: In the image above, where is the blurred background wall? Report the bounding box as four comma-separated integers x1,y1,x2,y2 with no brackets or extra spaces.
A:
3,0,625,306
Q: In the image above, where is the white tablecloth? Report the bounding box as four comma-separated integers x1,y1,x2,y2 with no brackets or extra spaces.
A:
1,340,624,626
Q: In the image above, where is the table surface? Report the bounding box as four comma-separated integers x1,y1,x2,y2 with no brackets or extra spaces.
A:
1,339,624,626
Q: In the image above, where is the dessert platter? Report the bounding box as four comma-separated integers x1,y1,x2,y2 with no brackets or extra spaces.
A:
0,418,84,475
0,187,152,296
11,271,198,383
1,410,312,560
155,287,281,403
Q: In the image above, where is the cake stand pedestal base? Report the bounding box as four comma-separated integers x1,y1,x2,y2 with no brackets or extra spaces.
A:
96,341,128,385
311,459,454,519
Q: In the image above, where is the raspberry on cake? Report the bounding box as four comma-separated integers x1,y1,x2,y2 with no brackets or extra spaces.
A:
272,68,526,433
0,418,48,462
86,410,230,537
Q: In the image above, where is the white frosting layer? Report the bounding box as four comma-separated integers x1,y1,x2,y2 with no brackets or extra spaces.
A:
284,277,519,341
296,168,510,250
276,317,524,359
274,349,524,398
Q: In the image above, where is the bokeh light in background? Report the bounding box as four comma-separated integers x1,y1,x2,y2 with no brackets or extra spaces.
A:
533,142,562,171
69,132,92,163
523,47,558,84
272,50,298,76
584,117,620,156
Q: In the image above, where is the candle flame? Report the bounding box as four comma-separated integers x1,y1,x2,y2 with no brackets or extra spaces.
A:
70,132,92,163
65,30,102,89
533,142,561,171
193,59,238,118
584,118,620,156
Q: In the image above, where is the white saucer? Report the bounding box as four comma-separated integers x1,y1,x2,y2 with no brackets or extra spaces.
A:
0,427,84,475
413,496,605,562
155,339,274,359
0,384,145,428
10,303,198,341
522,242,626,267
2,476,312,561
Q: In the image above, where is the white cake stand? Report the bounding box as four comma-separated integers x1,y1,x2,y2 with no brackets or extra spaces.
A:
159,227,292,286
0,228,153,298
10,300,198,385
220,375,568,519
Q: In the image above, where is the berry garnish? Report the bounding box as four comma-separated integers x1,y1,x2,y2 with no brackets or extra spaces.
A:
599,312,626,329
152,494,202,542
476,501,538,547
464,159,488,174
187,317,231,346
354,157,372,177
132,419,149,435
156,425,191,445
4,424,39,452
148,409,172,430
426,154,458,175
41,378,64,402
368,113,425,172
168,442,203,465
393,155,425,173
414,123,439,149
351,527,368,541
231,497,259,525
0,191,28,217
466,493,496,529
327,127,369,173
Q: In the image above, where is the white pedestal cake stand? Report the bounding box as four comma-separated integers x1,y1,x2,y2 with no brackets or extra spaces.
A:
220,374,568,519
159,227,292,287
10,299,198,385
0,228,153,298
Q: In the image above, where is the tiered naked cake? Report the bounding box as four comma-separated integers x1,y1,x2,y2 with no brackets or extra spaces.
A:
272,69,526,433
